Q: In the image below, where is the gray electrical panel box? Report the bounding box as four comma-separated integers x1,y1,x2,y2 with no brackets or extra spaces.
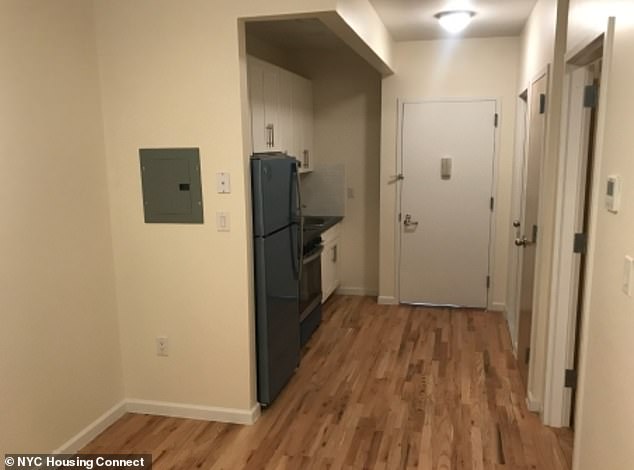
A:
139,148,203,224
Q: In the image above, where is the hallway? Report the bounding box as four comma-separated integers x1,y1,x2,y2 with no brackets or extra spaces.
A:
82,296,571,469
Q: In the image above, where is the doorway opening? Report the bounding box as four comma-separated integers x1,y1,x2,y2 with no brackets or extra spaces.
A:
544,31,608,430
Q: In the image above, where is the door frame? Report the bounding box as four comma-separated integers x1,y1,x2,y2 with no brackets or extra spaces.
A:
395,97,501,308
542,21,615,429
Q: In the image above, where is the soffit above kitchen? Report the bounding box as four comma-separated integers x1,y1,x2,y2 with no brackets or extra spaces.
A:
368,0,538,41
246,18,347,51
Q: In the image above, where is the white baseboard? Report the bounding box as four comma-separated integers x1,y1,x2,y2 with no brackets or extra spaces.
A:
125,399,260,425
526,391,542,413
54,398,260,454
54,400,127,454
336,286,378,296
489,302,506,312
377,296,398,305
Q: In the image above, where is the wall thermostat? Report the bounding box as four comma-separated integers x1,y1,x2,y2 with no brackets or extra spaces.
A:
606,175,621,213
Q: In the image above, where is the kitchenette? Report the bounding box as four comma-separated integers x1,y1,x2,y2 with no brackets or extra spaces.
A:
244,16,381,408
247,53,345,406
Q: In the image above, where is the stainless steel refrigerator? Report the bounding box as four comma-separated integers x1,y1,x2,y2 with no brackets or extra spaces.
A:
251,153,301,406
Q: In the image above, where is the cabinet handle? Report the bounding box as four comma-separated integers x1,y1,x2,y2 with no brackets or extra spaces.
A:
271,124,275,147
266,124,273,147
332,245,337,263
303,149,310,168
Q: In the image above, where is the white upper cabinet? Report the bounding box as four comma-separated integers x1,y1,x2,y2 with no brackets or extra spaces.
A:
293,76,314,173
248,56,283,153
247,56,314,173
277,70,293,155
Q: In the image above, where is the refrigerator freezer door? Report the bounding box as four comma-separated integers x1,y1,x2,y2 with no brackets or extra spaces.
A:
253,225,301,405
251,155,299,237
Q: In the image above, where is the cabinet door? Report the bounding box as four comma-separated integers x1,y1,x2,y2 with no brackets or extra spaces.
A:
293,77,314,173
248,57,267,153
261,62,282,152
321,238,340,303
248,56,313,160
290,75,304,162
277,70,293,155
302,79,314,172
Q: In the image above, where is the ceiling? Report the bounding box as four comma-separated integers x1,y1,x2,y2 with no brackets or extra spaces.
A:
369,0,538,41
246,19,346,51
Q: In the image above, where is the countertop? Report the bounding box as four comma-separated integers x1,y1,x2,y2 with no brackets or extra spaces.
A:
302,216,343,245
302,215,343,233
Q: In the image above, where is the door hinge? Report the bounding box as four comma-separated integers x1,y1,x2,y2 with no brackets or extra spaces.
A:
584,84,598,109
494,113,499,128
539,93,547,114
490,197,495,212
525,347,531,364
573,232,588,254
398,213,402,222
486,276,491,289
532,224,538,243
565,368,578,389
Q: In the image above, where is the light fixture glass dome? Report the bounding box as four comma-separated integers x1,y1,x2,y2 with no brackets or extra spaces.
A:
435,10,476,34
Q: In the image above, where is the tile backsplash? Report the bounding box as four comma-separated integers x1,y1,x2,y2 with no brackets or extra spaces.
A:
300,164,346,216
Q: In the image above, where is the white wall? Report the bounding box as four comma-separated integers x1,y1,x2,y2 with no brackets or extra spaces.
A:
296,48,382,295
0,0,123,455
379,37,520,309
565,2,634,469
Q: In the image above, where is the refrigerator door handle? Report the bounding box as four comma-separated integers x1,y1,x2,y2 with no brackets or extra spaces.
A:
294,165,304,281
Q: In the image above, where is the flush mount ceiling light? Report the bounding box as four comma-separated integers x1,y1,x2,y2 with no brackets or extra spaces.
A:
435,10,476,34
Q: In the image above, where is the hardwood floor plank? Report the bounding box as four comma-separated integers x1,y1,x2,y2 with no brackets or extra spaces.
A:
81,296,573,470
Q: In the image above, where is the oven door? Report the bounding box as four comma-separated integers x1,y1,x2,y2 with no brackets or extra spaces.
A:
299,245,323,322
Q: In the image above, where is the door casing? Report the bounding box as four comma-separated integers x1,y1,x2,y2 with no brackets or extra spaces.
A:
543,28,610,429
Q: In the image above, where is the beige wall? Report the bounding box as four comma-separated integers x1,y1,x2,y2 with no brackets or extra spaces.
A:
518,0,558,87
0,0,391,454
0,0,123,455
296,48,382,295
379,37,521,309
566,2,634,469
93,0,392,414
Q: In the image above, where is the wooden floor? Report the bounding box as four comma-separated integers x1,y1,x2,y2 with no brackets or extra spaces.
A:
82,296,573,469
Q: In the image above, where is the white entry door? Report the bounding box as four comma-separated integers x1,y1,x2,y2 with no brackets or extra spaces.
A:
399,100,496,307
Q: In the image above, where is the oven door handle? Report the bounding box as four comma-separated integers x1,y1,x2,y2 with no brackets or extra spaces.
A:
302,246,323,265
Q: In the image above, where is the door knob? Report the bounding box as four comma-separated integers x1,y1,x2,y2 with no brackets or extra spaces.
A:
404,214,419,227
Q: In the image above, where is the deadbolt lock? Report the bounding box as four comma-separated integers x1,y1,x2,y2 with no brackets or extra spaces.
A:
515,237,532,247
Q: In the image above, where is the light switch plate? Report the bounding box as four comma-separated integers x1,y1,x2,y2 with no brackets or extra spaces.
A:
216,212,230,232
623,256,633,297
216,172,231,194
